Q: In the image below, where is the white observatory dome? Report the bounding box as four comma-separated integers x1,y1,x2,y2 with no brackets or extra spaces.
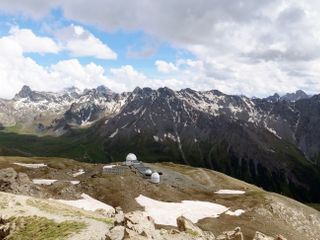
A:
145,169,152,176
125,153,137,166
150,172,160,184
126,153,137,161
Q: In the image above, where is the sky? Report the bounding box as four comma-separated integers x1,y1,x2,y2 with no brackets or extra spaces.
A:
0,1,320,99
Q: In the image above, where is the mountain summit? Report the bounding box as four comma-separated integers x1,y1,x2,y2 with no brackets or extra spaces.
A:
15,85,33,99
280,90,310,102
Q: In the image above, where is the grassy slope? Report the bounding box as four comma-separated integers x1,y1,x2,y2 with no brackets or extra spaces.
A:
0,127,106,163
8,216,86,240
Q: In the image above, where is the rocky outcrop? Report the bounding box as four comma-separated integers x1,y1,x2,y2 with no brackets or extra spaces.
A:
105,209,290,240
176,216,215,239
106,210,216,240
216,227,243,240
0,168,40,196
252,232,287,240
0,217,14,239
106,209,242,240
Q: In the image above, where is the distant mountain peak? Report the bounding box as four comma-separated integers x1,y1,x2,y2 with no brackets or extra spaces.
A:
63,86,81,94
280,90,310,102
263,93,280,103
16,85,32,99
96,85,113,95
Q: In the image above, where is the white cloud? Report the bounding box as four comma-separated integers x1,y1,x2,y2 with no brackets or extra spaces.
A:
0,32,116,98
6,26,60,54
56,24,117,59
1,1,320,96
108,65,148,92
155,60,178,73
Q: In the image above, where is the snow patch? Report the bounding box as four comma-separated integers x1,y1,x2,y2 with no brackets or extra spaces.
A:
103,165,116,169
33,179,80,185
13,163,47,168
136,195,230,226
58,193,114,213
109,129,118,138
70,180,80,185
73,169,85,177
225,209,245,216
32,179,57,185
215,189,245,195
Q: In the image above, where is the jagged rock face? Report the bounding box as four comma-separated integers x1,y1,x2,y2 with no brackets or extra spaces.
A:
280,90,310,102
0,85,127,133
54,90,127,128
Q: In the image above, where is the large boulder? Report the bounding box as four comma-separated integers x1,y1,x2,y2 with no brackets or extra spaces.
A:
176,216,215,240
0,216,15,239
216,227,243,240
0,168,39,196
114,207,125,226
105,225,125,240
124,211,160,239
252,232,287,240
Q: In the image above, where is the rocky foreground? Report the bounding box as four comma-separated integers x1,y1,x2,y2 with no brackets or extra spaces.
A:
0,156,319,239
105,208,288,240
0,191,287,240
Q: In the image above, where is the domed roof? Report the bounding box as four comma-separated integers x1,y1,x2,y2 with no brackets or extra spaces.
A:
145,169,152,175
150,172,160,183
126,153,137,161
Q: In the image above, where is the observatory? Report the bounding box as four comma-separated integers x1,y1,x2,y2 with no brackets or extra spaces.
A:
125,153,139,166
150,172,160,184
124,153,161,183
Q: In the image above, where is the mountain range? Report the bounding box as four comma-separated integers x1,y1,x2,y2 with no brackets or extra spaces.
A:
0,86,319,203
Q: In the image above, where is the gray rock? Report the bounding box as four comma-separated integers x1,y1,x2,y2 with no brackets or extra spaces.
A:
0,168,39,196
252,232,274,240
106,225,125,240
216,227,243,240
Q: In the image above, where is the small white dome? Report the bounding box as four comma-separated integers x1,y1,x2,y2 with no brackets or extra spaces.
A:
145,169,152,175
126,153,137,161
150,172,160,184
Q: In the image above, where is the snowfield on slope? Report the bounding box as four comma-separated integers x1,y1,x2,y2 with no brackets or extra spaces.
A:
135,195,245,226
57,193,115,214
102,165,116,169
32,179,80,185
225,209,246,216
32,179,57,185
215,189,246,195
72,169,85,177
13,162,47,168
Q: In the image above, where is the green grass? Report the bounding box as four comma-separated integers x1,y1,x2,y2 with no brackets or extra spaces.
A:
8,216,86,240
0,128,107,162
